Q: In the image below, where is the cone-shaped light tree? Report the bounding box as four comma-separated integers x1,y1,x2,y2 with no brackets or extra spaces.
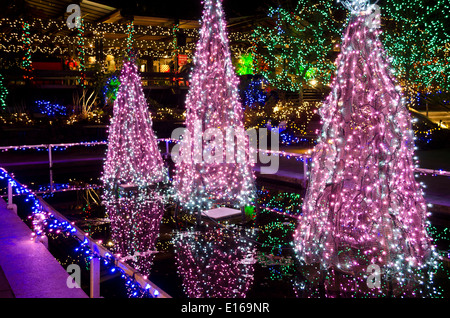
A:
294,0,436,272
102,58,166,272
102,59,166,190
173,0,255,211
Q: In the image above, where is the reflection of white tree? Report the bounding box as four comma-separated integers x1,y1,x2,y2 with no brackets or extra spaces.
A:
173,228,256,298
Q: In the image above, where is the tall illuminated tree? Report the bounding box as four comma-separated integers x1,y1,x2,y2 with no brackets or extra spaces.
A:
173,0,255,211
102,58,166,190
294,1,436,273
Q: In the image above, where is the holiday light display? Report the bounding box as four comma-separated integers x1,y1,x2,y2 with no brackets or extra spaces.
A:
252,0,344,94
0,17,250,60
173,0,256,211
173,228,256,298
236,53,254,76
242,78,268,108
76,19,86,87
102,58,167,274
104,189,164,276
292,263,442,297
35,100,67,117
381,0,450,95
102,75,121,105
126,21,135,56
293,1,438,276
21,21,33,80
102,59,167,189
0,73,8,112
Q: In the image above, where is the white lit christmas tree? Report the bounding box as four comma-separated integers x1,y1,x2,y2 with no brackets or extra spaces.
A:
173,0,255,211
294,1,436,273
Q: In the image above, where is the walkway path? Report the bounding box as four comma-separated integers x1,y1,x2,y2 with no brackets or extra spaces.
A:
0,198,87,298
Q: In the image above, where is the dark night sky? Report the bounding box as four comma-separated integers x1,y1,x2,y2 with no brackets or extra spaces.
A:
95,0,287,20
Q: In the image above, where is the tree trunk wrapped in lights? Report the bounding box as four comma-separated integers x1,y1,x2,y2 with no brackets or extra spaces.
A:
294,2,436,273
173,0,255,211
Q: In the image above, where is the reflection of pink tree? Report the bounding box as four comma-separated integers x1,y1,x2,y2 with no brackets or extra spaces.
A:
105,190,164,276
173,0,255,211
294,6,435,272
173,229,255,298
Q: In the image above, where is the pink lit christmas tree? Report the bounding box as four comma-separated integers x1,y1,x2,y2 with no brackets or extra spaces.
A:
102,58,166,275
294,1,436,273
173,0,255,211
102,59,166,190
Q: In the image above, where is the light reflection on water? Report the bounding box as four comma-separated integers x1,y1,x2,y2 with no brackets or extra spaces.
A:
2,165,449,298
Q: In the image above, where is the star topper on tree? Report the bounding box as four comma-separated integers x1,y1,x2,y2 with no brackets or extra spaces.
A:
337,0,379,14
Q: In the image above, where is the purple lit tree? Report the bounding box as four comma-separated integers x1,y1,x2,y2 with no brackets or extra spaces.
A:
294,1,436,272
173,0,255,211
102,59,166,190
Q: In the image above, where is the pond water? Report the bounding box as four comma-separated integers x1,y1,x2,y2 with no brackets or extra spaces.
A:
2,163,449,298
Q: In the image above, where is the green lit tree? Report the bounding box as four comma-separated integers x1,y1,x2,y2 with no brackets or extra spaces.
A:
252,0,345,102
381,0,450,102
0,73,8,112
254,0,449,106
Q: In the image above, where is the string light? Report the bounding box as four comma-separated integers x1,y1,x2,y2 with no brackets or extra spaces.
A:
76,19,86,87
0,73,8,112
252,0,345,93
102,75,121,105
21,21,33,80
126,21,135,57
381,0,450,95
0,17,250,61
35,100,67,117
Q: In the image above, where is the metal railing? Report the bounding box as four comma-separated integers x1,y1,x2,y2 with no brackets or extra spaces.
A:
2,139,449,182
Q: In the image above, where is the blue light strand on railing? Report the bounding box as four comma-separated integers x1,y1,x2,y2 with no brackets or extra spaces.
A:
0,167,162,298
